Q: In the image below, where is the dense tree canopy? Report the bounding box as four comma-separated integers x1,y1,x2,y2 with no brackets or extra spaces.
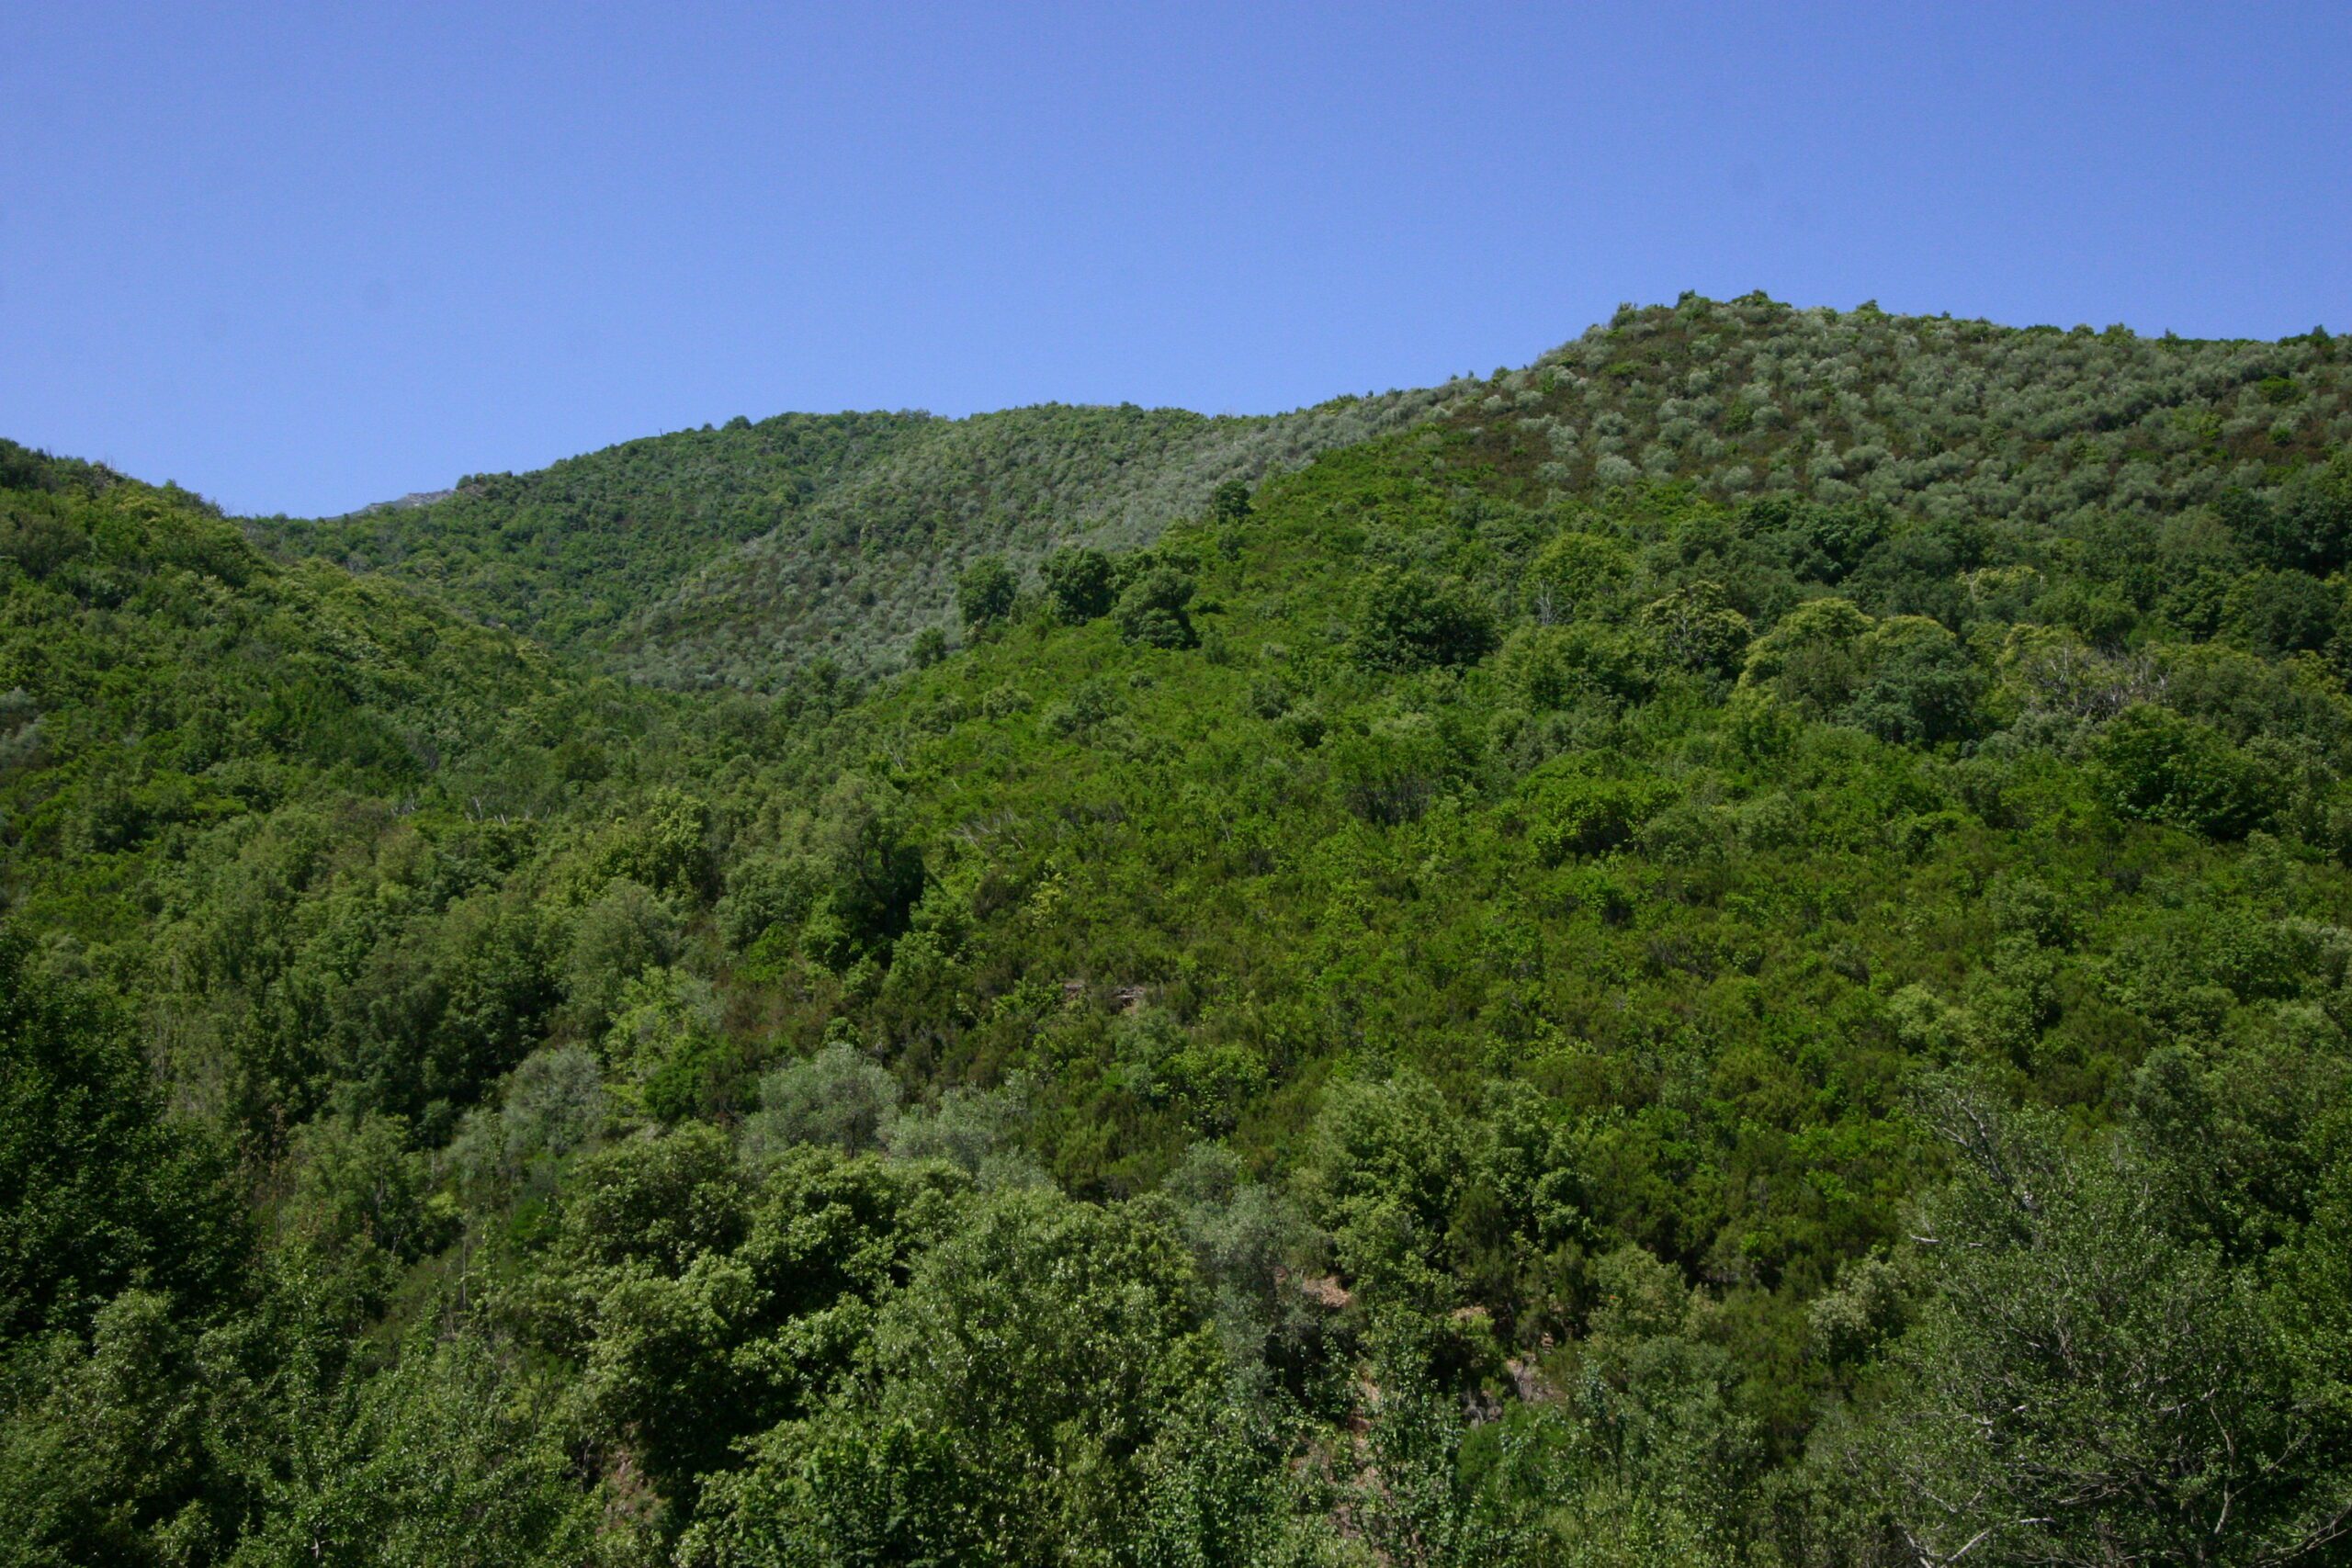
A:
6,297,2352,1563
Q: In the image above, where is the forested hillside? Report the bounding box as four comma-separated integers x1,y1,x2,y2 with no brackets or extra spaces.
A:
256,388,1462,686
6,297,2352,1566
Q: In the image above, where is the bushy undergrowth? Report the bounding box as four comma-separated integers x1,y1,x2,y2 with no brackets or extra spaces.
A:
6,297,2352,1565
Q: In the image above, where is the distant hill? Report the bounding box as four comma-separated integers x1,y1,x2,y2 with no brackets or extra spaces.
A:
258,297,2346,695
249,409,940,662
254,389,1464,687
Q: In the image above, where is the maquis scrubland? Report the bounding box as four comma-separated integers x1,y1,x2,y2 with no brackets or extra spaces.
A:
6,294,2352,1566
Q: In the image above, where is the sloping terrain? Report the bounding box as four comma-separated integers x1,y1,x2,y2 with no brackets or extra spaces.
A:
6,299,2352,1565
248,410,939,655
258,387,1464,687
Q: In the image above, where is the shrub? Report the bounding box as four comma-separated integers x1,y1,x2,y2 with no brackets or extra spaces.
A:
2221,569,2339,658
1740,597,1875,710
1521,766,1678,863
2093,705,2271,839
956,556,1018,632
1040,547,1116,624
1350,568,1497,671
1329,718,1454,825
1639,580,1751,675
742,1043,901,1158
1114,567,1198,649
1843,616,1987,744
1522,531,1632,624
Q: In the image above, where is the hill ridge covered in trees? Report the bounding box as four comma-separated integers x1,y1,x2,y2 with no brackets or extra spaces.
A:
5,295,2352,1565
255,387,1470,687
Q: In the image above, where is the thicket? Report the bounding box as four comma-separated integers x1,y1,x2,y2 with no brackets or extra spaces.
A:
6,294,2352,1565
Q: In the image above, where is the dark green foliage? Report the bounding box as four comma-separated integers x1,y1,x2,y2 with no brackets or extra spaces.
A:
955,554,1018,632
1039,545,1116,623
1329,719,1458,825
2222,567,2340,656
1843,621,1986,744
11,299,2352,1563
326,889,560,1134
2219,453,2352,573
715,773,924,969
1114,564,1198,649
1740,495,1892,584
1351,567,1498,671
0,931,241,1342
2093,705,2272,839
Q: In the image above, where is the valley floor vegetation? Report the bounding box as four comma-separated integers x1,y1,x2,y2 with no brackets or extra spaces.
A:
5,295,2352,1564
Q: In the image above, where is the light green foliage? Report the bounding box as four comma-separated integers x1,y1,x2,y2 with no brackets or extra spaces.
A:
1521,761,1678,862
681,1187,1230,1567
218,1332,606,1568
249,412,938,653
606,396,1456,683
1500,620,1651,709
740,1043,899,1158
458,1044,608,1186
1523,530,1634,625
1738,596,1878,710
258,398,1459,689
1637,579,1749,674
881,1078,1041,1184
279,1112,449,1314
0,1287,255,1567
1299,1072,1472,1306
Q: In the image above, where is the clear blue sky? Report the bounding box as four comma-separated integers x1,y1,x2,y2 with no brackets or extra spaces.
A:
5,2,2346,517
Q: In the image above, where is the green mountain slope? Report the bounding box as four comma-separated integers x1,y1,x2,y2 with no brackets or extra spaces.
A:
249,410,938,653
257,388,1462,687
6,298,2352,1565
0,442,586,931
1471,294,2346,524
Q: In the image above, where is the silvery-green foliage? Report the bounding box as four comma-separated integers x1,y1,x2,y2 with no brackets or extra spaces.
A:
740,1041,899,1160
